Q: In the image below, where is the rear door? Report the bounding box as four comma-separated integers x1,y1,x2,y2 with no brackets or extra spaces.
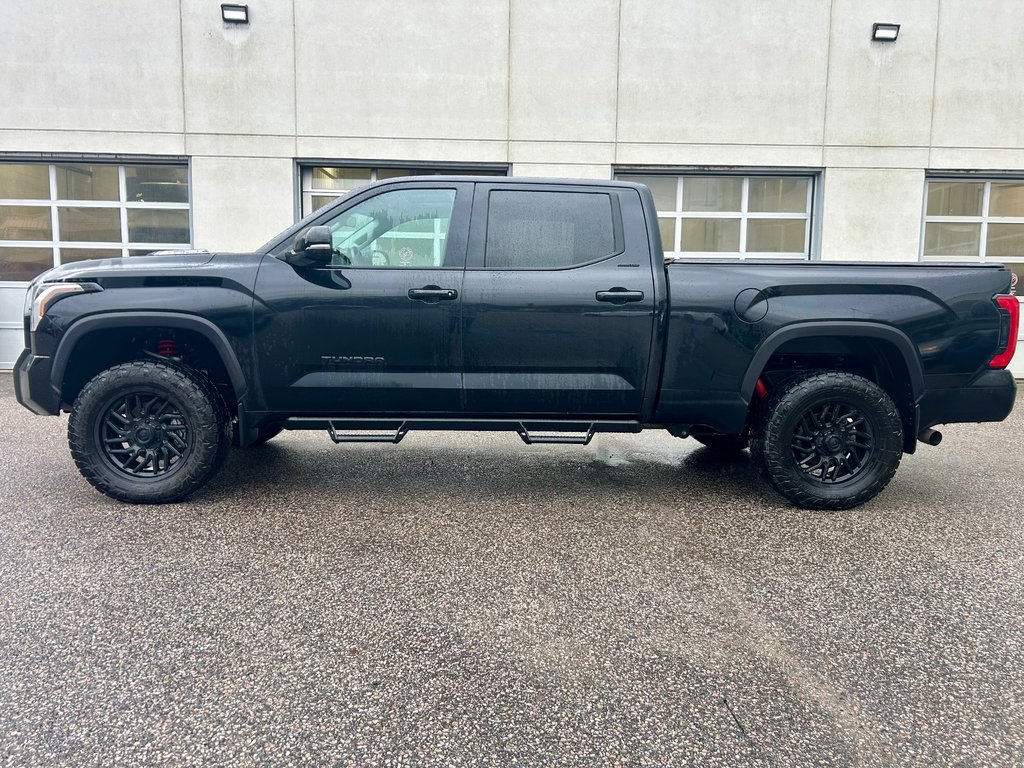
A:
460,183,657,417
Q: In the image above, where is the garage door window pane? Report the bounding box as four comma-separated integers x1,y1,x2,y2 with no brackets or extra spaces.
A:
127,208,190,243
681,218,740,252
312,167,372,192
657,217,676,252
618,175,677,211
986,224,1024,260
0,247,53,281
989,184,1024,217
747,219,806,252
0,165,50,200
683,177,742,212
748,178,808,213
55,165,119,201
926,182,984,217
58,207,121,242
125,166,189,203
0,206,52,240
923,222,981,257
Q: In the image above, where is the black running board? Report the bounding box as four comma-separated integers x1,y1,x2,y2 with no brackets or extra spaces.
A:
282,418,642,446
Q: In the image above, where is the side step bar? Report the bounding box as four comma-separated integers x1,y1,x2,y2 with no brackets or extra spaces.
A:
283,418,641,446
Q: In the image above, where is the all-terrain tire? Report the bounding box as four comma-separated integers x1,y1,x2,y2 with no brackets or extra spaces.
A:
68,360,230,504
750,372,903,510
692,433,749,453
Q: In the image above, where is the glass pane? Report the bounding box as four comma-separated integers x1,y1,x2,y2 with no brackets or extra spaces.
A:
485,191,615,269
58,207,120,242
0,246,53,281
127,208,190,244
923,222,982,257
748,178,809,213
618,175,677,211
989,184,1024,217
310,167,371,192
926,182,983,217
747,219,807,253
60,248,122,264
129,249,155,257
324,188,456,268
0,164,50,200
681,218,740,252
0,205,52,240
54,165,118,201
986,223,1024,260
657,217,676,252
311,194,338,213
682,177,742,213
125,165,188,203
375,168,414,180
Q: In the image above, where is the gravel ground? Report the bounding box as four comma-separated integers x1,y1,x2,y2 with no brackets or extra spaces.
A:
1,375,1022,767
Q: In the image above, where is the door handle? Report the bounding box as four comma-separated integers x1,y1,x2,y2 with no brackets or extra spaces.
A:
596,288,645,304
408,286,458,302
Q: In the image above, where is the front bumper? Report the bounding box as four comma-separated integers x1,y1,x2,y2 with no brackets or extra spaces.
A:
13,349,60,415
918,369,1017,430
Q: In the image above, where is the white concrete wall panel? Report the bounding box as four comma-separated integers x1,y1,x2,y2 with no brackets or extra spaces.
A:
189,157,295,252
293,0,509,141
0,0,184,134
180,0,297,136
932,1,1024,150
824,0,939,147
616,0,831,146
820,168,924,262
508,0,619,144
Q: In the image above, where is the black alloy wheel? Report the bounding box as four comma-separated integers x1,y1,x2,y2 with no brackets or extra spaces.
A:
790,400,874,484
97,391,192,478
751,371,903,510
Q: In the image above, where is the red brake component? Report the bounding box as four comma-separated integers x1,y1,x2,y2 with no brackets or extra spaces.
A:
754,378,768,398
989,295,1019,369
156,339,178,357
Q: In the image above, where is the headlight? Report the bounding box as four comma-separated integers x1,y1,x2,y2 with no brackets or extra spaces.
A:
29,283,86,332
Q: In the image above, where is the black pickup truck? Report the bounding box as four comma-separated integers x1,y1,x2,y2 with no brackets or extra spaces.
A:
14,177,1019,509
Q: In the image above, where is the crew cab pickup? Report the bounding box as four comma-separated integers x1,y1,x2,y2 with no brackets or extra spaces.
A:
14,177,1019,509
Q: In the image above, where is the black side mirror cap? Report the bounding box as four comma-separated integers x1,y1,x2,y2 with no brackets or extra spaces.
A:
285,225,333,266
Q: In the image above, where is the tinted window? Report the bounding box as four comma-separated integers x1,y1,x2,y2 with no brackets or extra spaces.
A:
484,191,616,269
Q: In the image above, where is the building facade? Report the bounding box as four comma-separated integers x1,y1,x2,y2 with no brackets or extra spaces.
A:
1,0,1022,375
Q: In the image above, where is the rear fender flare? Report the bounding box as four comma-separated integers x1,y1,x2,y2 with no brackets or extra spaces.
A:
740,321,925,403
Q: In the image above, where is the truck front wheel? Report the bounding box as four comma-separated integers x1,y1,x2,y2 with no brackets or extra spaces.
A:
752,372,903,510
68,361,230,504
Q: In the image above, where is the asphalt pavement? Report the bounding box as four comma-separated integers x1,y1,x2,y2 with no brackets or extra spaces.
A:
1,375,1022,767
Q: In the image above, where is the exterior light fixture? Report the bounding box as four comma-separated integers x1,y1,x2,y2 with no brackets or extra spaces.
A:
871,23,900,42
221,4,249,24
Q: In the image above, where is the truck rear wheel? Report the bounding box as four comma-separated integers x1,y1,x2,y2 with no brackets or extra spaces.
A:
752,372,903,510
68,360,230,504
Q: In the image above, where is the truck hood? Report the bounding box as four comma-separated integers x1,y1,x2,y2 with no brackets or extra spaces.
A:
38,250,246,282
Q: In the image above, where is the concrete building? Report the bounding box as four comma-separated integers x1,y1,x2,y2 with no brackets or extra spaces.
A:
1,0,1021,376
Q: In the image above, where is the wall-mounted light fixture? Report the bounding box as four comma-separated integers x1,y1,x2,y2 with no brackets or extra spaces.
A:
871,23,900,42
221,3,249,24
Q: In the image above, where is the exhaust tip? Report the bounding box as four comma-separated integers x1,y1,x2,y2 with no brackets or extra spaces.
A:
918,428,943,446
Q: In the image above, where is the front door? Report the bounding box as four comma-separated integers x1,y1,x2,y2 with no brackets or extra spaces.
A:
460,183,657,418
253,183,472,414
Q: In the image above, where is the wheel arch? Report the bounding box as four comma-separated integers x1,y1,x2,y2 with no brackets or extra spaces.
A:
52,312,248,406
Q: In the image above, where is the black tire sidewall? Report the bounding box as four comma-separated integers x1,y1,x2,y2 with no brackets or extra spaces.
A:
69,362,225,504
760,373,903,509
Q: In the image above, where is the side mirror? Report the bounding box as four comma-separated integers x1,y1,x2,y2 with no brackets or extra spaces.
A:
286,225,333,266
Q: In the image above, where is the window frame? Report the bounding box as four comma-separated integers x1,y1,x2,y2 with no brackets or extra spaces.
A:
469,184,625,272
297,160,509,218
920,175,1024,264
614,169,820,260
0,159,192,286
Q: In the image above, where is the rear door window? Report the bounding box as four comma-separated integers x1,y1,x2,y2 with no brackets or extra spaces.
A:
484,190,618,269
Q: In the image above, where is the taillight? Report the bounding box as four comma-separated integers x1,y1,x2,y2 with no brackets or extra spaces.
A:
989,295,1020,369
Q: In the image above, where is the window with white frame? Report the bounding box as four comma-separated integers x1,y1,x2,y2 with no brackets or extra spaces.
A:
922,178,1024,279
0,162,190,283
615,173,815,259
300,164,506,216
